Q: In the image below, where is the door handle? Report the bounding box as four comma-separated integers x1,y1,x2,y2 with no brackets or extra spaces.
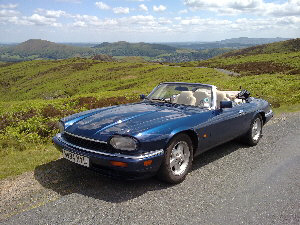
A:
239,110,245,115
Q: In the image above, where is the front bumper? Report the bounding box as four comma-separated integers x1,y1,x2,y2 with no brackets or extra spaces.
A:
52,133,164,179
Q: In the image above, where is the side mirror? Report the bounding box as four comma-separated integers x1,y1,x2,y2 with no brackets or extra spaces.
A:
140,94,146,100
220,100,232,109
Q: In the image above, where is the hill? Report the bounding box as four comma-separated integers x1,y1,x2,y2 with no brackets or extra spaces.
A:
221,38,300,57
181,38,300,76
0,39,96,61
92,41,233,62
93,41,177,57
217,37,290,45
164,37,290,50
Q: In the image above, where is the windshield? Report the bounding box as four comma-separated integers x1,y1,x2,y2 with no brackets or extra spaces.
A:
147,83,212,108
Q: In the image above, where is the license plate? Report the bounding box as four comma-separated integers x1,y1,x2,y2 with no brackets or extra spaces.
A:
63,149,89,167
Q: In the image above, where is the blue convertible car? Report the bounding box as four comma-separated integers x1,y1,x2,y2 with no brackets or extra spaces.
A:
53,82,273,183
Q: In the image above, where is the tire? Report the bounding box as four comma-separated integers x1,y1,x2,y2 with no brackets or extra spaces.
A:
157,133,193,184
241,114,263,146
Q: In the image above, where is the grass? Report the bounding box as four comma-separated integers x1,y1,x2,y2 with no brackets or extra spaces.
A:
273,103,300,115
0,145,61,179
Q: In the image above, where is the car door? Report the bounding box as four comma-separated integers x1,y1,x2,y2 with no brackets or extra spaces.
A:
208,105,248,146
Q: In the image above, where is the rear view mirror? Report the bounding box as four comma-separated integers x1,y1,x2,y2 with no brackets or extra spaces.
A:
220,100,232,109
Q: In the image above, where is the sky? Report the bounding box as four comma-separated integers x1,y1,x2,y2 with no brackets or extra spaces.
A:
0,0,300,43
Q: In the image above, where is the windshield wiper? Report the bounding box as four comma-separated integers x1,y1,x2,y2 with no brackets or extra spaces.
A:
150,98,165,101
149,98,173,104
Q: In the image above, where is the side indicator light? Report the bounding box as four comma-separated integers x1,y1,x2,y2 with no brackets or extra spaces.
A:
144,160,153,166
110,161,128,167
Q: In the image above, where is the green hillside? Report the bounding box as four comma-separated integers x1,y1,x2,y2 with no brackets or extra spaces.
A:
180,38,300,76
221,38,300,57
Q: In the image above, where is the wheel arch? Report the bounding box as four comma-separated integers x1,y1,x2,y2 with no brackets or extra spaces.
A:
259,111,266,124
166,129,199,155
254,111,266,125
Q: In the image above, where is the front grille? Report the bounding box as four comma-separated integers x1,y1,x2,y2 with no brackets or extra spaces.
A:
62,132,111,152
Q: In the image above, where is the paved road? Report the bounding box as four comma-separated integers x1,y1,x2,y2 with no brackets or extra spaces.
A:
2,113,300,225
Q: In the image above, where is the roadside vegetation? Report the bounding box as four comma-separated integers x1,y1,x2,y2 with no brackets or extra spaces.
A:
0,38,299,179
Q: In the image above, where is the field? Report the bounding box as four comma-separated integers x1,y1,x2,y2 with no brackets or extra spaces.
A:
1,40,300,179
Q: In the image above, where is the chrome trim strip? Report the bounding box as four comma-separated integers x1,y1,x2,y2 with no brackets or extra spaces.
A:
56,133,164,160
265,109,273,117
64,131,107,144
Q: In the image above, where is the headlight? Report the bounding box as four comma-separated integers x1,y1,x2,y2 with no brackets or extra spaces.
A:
58,121,65,133
110,136,137,151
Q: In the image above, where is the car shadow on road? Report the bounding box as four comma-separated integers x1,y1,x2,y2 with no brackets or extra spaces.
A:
192,140,249,170
34,140,249,203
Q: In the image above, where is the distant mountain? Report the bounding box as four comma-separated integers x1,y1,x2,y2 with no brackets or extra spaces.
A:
164,37,290,50
217,37,290,45
0,39,95,61
59,42,100,48
92,41,177,57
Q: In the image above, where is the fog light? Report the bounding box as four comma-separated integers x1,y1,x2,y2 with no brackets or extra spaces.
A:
144,160,153,166
110,161,128,167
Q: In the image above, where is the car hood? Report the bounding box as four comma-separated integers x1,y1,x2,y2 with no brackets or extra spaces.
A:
66,102,205,141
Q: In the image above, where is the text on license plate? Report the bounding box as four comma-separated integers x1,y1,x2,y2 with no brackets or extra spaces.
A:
63,149,89,167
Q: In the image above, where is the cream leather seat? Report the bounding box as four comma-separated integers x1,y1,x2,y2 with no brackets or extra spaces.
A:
193,90,210,106
216,90,230,108
175,91,196,106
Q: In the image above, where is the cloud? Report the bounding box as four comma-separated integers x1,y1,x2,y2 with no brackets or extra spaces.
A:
113,7,130,14
22,14,62,27
69,14,174,33
73,20,86,27
179,9,188,14
180,17,231,26
1,1,299,39
95,2,110,10
0,4,18,9
153,5,166,12
0,9,19,17
158,17,172,25
265,0,300,17
72,14,118,27
55,0,81,3
139,4,148,12
183,0,300,17
183,0,263,15
175,15,300,34
35,9,67,18
123,15,155,24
